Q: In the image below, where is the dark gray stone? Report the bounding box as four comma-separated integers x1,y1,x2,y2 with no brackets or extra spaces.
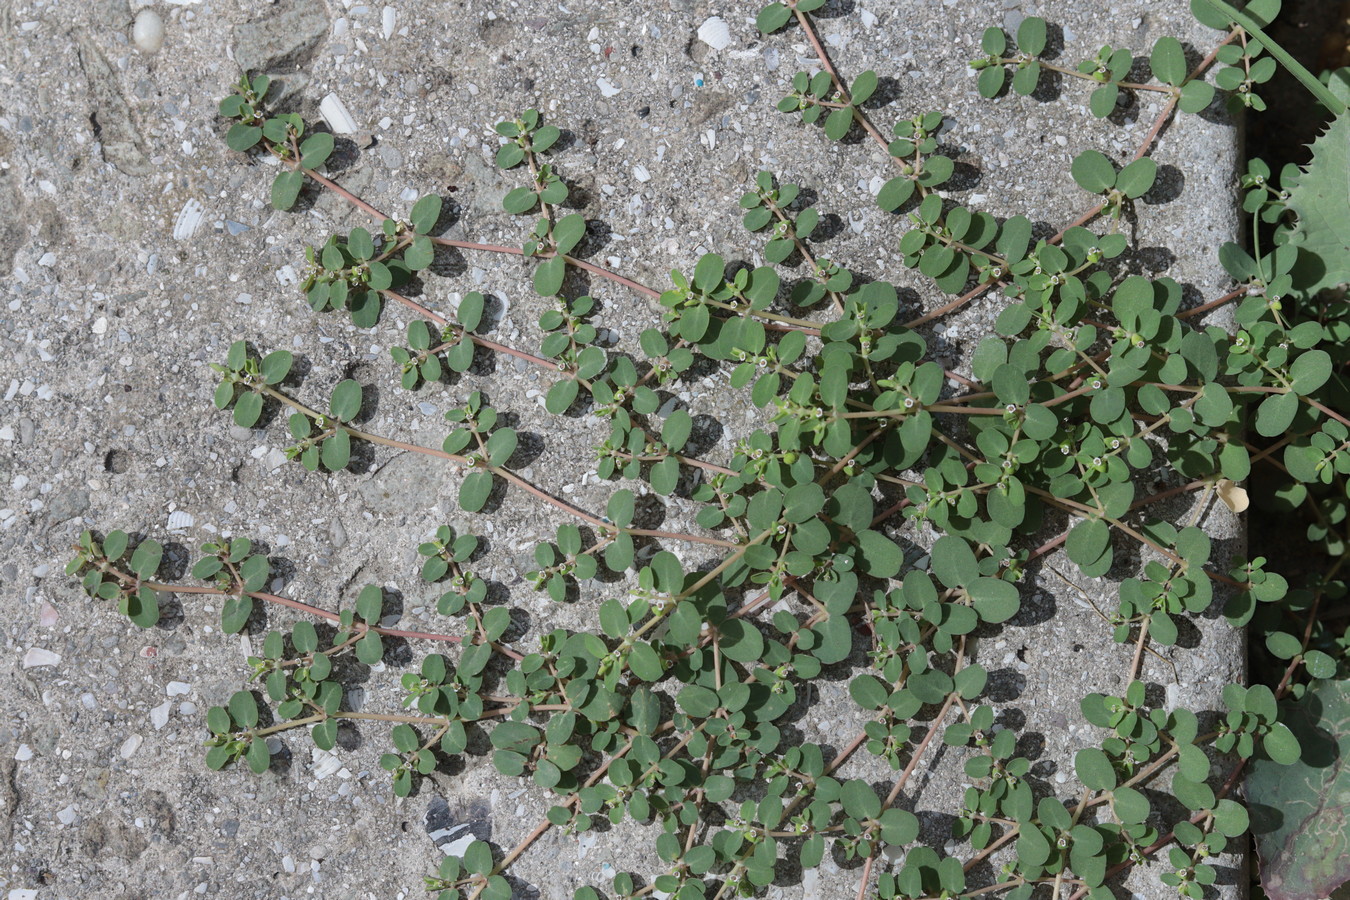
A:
46,489,89,523
75,34,152,177
231,0,330,75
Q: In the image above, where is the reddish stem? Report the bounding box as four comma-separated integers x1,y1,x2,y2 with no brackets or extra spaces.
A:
149,582,463,643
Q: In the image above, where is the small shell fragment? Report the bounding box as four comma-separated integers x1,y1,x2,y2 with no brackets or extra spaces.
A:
319,92,358,135
311,747,344,780
697,16,732,51
22,647,61,669
173,199,204,241
151,700,172,730
381,6,397,40
132,9,164,54
1217,479,1249,513
167,510,195,530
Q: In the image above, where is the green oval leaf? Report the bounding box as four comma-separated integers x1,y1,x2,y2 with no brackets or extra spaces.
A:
270,170,305,211
321,429,351,470
1016,16,1047,55
1256,391,1299,438
486,428,518,467
756,2,792,33
1066,518,1111,567
552,213,587,256
459,470,495,512
233,391,263,428
931,535,978,588
1075,747,1118,790
1150,36,1187,85
261,350,293,385
404,234,434,270
534,256,566,297
221,595,253,634
299,132,334,169
824,105,854,140
226,123,263,152
1290,349,1332,394
1071,150,1117,195
410,194,443,234
330,379,363,422
1116,157,1157,199
546,378,579,415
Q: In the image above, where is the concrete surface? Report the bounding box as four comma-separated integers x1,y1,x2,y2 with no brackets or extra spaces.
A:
0,0,1242,898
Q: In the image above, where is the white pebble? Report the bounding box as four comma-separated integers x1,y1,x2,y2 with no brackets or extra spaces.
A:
596,77,621,98
132,9,164,54
120,735,143,759
166,680,191,696
56,805,78,825
14,744,33,761
381,6,396,39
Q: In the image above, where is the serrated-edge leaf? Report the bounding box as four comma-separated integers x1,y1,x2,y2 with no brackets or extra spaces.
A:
1287,110,1350,298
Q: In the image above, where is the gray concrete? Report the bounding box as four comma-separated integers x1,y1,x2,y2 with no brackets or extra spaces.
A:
0,1,1241,898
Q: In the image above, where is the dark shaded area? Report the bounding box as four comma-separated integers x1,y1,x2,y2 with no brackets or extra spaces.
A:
1247,0,1350,689
1246,1,1349,171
